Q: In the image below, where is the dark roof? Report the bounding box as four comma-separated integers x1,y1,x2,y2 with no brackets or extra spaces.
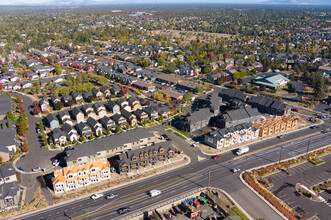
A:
100,86,109,93
121,109,133,119
87,117,100,127
57,110,70,119
0,163,16,178
61,123,75,134
111,113,124,122
99,116,114,125
76,122,91,132
52,128,66,139
218,88,246,102
133,109,145,117
0,95,13,116
71,92,82,99
46,113,59,123
66,128,155,162
106,100,119,110
223,106,260,121
143,106,157,114
158,106,171,115
71,106,83,116
185,108,213,124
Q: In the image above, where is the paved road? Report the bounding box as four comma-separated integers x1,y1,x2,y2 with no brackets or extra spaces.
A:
16,129,331,220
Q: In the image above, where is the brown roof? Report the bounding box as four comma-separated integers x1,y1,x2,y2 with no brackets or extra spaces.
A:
177,80,200,90
161,89,183,99
133,80,156,89
157,74,182,84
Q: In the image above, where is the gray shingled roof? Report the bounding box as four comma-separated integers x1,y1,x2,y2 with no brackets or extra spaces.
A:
0,95,13,116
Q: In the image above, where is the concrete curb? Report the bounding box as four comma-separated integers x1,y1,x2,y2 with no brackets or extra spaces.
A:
9,155,191,220
239,145,331,220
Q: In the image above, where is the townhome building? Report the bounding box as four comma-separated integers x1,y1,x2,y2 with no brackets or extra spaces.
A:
52,158,110,194
51,128,67,146
61,123,78,142
81,104,96,118
99,116,116,130
106,100,120,114
71,107,84,123
86,117,103,136
45,114,60,131
93,102,107,117
76,122,92,137
121,110,137,126
0,164,20,210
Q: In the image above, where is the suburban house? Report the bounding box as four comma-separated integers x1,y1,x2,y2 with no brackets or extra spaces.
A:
180,108,214,133
116,99,131,112
81,104,96,118
0,128,18,162
21,81,33,88
127,97,142,111
91,87,103,99
216,106,262,128
106,100,120,114
82,91,93,102
52,158,110,194
51,128,67,146
252,74,290,89
65,128,156,166
71,107,84,123
45,114,60,131
93,102,107,117
204,123,259,149
110,86,120,96
114,142,175,173
39,98,50,112
0,164,20,210
76,122,92,137
61,95,74,107
100,86,110,98
157,106,171,118
71,92,83,103
57,110,72,125
111,114,127,127
121,110,137,126
247,95,289,116
133,109,149,122
61,123,78,142
50,94,61,107
99,116,116,130
86,117,103,135
143,106,158,119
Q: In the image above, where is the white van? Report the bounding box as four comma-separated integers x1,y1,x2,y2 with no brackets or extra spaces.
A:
236,146,249,155
149,189,161,197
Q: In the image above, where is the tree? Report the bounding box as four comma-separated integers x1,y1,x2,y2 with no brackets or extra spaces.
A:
287,81,296,93
1,120,5,129
183,92,194,103
54,102,63,110
165,94,171,103
55,63,62,75
33,106,41,115
115,124,121,133
1,66,8,72
195,86,203,94
22,140,29,152
0,83,2,90
202,65,212,74
16,93,22,104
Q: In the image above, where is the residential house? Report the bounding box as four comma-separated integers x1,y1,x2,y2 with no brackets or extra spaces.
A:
157,106,171,118
26,72,39,80
121,110,137,126
116,99,131,112
57,110,72,125
133,109,149,122
76,122,92,137
91,88,103,99
65,128,156,166
86,117,103,136
52,158,110,194
180,108,214,132
110,85,121,96
111,114,127,127
127,97,142,111
99,86,110,98
114,142,175,173
71,107,84,123
0,128,18,162
71,92,83,103
21,81,33,88
204,123,259,149
93,102,106,118
61,123,78,142
9,75,20,82
99,116,116,130
143,106,158,120
82,91,93,102
51,128,67,146
39,98,50,112
81,104,96,118
45,114,60,130
61,95,74,107
50,94,61,107
0,164,20,210
106,100,120,114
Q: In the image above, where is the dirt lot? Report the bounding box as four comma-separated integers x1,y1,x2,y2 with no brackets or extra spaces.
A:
150,30,232,43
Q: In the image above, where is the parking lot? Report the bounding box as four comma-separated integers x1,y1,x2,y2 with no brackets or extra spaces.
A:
267,153,331,219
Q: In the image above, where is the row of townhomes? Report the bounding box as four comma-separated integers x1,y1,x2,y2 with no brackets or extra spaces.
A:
52,158,110,194
51,128,159,193
0,164,20,210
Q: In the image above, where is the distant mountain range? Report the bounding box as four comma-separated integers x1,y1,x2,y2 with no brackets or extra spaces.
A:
1,0,331,6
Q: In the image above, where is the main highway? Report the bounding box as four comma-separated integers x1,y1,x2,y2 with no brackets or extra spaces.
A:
16,117,331,220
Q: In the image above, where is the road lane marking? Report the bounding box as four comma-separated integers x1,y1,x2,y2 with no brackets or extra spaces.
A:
72,175,203,220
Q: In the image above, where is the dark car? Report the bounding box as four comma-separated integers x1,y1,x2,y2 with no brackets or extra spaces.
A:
291,108,299,112
173,206,182,215
105,193,118,199
169,209,177,216
117,207,131,214
310,125,318,129
20,155,26,159
322,129,329,134
326,187,331,194
17,166,25,171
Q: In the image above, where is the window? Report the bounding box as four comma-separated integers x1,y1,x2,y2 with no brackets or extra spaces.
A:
148,138,151,140
97,153,101,156
73,161,76,164
132,156,137,161
68,175,73,179
78,159,82,162
5,177,10,181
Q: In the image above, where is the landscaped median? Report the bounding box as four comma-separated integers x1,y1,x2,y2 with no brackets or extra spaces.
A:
242,146,331,220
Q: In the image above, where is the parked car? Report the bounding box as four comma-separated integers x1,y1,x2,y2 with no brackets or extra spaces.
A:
117,207,131,214
32,167,41,172
322,129,329,134
277,134,286,139
91,193,104,200
105,193,118,199
291,108,299,112
20,155,26,159
36,128,41,134
230,168,241,173
310,125,318,129
325,187,331,194
52,159,59,166
17,166,25,171
212,155,222,159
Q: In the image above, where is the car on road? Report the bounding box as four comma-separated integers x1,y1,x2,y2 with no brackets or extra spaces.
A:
32,167,41,172
20,155,26,159
192,143,198,147
325,187,331,194
36,128,41,134
52,159,59,166
310,125,318,129
291,108,299,112
322,129,329,134
212,155,222,159
277,134,286,139
117,207,131,214
230,168,241,173
91,193,103,200
105,193,118,199
17,167,25,171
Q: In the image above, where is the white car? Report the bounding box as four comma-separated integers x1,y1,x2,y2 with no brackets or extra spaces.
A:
91,193,104,200
32,167,41,172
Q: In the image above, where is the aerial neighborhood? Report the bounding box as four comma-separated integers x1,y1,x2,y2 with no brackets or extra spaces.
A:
0,3,330,220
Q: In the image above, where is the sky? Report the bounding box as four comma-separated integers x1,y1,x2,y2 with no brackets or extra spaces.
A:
0,0,330,6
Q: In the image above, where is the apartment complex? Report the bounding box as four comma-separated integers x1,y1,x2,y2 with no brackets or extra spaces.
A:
254,116,297,137
52,158,110,194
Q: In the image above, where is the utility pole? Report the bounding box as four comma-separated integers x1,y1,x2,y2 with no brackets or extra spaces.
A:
306,136,311,157
279,146,283,164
